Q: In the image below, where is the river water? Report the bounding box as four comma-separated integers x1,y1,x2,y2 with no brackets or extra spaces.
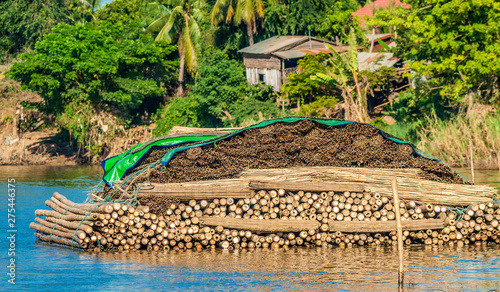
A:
1,165,499,291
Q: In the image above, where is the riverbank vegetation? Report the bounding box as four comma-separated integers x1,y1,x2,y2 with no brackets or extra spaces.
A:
0,0,498,168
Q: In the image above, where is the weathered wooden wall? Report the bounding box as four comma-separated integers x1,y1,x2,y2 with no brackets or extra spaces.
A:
246,67,282,91
243,54,281,70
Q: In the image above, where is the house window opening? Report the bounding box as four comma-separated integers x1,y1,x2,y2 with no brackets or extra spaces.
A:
258,73,265,82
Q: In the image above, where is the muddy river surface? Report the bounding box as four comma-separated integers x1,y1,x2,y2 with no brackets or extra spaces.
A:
0,165,499,291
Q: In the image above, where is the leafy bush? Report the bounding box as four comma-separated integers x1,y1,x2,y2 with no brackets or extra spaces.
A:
8,22,179,117
281,53,335,108
370,0,500,103
8,22,179,153
226,84,284,127
298,96,339,117
263,0,364,43
384,87,453,123
0,0,89,62
154,95,201,136
154,50,283,135
188,50,248,124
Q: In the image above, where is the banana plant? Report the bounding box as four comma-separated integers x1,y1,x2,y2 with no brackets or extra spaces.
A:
312,29,369,122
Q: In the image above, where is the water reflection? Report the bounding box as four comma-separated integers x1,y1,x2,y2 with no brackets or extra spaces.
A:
0,165,102,188
455,168,500,190
83,245,500,291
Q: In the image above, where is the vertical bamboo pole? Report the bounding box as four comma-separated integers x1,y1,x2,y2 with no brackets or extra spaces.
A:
468,134,475,184
497,151,500,172
391,178,404,288
467,92,475,183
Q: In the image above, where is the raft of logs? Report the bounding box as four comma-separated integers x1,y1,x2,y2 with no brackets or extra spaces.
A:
32,183,500,251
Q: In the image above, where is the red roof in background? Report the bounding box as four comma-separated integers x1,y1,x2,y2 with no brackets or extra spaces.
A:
352,0,410,19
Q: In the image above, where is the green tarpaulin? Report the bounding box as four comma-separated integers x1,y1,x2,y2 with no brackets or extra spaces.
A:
101,117,439,186
101,134,219,184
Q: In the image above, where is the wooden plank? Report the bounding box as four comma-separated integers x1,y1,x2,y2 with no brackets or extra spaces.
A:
138,192,252,200
328,218,448,233
246,67,258,84
142,185,250,193
138,180,252,199
244,56,281,70
249,181,365,193
200,216,320,232
168,126,241,135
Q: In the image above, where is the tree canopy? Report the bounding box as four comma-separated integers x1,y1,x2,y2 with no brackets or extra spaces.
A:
369,0,500,104
8,22,179,116
0,0,90,62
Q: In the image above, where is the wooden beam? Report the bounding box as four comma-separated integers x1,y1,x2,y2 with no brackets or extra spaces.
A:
138,180,252,199
141,179,365,200
328,218,448,233
138,191,252,200
200,216,320,232
168,126,241,135
249,181,365,193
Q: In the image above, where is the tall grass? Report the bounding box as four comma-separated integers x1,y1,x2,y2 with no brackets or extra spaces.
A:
372,120,421,146
417,106,500,168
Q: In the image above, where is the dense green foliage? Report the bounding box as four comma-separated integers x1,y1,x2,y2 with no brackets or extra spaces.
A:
154,50,282,134
96,0,147,24
189,50,249,123
370,0,500,104
0,0,90,62
264,0,362,41
9,22,178,116
4,0,500,165
154,95,201,135
8,22,178,151
281,53,331,103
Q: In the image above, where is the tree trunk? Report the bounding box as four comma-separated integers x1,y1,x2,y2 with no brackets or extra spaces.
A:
221,109,233,120
247,22,254,46
13,109,19,137
466,92,474,119
351,73,366,123
177,54,185,97
342,91,354,121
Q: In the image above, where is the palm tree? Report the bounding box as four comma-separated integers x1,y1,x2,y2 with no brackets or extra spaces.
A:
147,0,203,96
211,0,265,45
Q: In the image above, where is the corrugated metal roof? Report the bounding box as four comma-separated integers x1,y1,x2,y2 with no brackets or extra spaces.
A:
358,52,399,71
238,36,337,55
272,48,331,60
238,36,309,54
365,33,392,42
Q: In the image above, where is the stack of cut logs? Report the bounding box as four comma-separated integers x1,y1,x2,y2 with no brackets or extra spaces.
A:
31,190,500,251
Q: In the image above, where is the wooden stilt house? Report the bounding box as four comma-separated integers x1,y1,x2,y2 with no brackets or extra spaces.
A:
238,36,340,91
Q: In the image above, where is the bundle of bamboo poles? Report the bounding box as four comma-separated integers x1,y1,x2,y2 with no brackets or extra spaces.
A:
31,192,153,251
239,167,498,206
138,168,498,206
33,185,500,252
